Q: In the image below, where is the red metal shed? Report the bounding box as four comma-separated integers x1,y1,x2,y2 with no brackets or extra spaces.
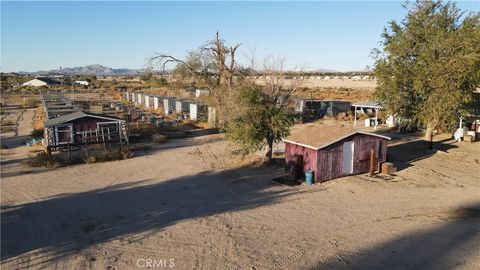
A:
283,124,390,183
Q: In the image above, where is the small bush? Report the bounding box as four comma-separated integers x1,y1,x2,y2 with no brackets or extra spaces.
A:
25,152,59,168
83,156,97,164
127,144,151,152
25,148,134,167
121,149,134,159
152,135,168,144
82,149,133,164
357,113,370,120
98,150,123,161
336,112,351,121
31,128,44,137
25,98,39,108
128,125,156,137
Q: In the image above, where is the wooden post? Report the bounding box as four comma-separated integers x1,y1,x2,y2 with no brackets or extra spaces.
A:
354,106,357,127
119,130,123,150
101,128,106,150
369,149,375,177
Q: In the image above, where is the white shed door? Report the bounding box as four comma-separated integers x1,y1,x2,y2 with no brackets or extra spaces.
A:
342,141,354,174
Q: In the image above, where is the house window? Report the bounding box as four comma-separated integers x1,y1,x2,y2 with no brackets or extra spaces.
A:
55,124,73,144
97,122,119,140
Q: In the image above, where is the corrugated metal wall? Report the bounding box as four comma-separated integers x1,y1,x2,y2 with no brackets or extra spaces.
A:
317,134,388,182
284,143,318,178
285,134,388,183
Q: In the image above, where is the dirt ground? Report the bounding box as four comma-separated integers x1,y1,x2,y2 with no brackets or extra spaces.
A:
299,78,377,91
1,107,479,270
256,78,377,91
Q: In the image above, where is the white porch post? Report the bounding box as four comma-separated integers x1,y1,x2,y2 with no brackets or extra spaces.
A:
374,108,378,130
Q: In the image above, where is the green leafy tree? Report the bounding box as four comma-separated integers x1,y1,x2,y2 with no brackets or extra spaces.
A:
226,85,294,163
373,1,480,147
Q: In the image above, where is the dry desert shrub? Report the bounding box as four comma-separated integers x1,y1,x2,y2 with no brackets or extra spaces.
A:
31,128,44,137
25,149,134,167
152,134,168,144
336,112,353,121
24,152,60,168
83,149,132,163
128,124,156,137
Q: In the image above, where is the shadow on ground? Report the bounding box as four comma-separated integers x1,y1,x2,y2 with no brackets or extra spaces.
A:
1,164,301,269
387,138,458,171
0,135,32,149
311,203,480,270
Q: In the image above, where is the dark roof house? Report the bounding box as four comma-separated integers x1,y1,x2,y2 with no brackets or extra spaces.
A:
43,111,128,151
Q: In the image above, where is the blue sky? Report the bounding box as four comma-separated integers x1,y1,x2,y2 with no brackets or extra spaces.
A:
1,1,479,72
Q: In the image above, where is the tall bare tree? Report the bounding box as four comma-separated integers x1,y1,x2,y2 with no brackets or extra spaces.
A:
150,32,245,125
150,33,304,163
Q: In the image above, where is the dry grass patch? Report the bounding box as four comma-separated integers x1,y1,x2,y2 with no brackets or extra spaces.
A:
24,149,135,168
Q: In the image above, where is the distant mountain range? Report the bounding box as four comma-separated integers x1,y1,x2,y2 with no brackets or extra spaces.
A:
14,64,370,76
24,64,147,76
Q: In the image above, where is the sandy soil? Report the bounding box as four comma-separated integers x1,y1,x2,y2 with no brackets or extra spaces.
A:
299,78,377,91
1,109,479,270
256,78,377,91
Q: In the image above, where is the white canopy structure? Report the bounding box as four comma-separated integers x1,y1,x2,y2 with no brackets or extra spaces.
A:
352,101,383,129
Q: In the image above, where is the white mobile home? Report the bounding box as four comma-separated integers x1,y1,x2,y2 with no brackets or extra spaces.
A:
189,103,208,121
144,95,149,108
195,89,209,98
176,100,191,113
22,78,61,87
163,98,176,114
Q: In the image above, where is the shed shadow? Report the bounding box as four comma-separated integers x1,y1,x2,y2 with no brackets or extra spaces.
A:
387,138,457,171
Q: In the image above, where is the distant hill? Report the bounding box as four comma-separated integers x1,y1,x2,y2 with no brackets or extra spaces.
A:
16,64,371,76
29,64,147,76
